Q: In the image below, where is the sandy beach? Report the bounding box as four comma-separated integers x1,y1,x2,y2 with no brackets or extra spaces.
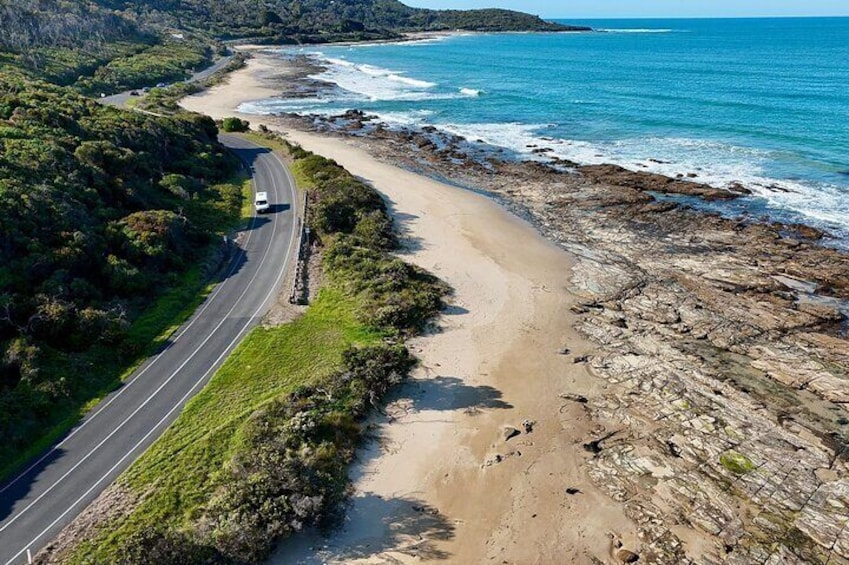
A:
183,56,640,563
181,51,849,565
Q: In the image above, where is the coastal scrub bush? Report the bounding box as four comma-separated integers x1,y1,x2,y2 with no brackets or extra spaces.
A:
294,151,447,333
200,343,414,563
76,40,212,95
324,238,445,332
221,117,250,132
116,527,215,565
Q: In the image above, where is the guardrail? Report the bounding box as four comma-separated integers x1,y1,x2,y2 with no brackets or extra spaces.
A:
289,190,311,305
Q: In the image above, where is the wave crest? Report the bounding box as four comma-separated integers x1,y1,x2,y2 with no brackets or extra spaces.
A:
305,54,440,102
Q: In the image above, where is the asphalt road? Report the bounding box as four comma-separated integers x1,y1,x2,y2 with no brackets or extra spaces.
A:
0,135,298,564
101,54,234,107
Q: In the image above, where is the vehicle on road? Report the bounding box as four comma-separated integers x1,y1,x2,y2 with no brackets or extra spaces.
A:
156,82,167,88
129,91,140,96
255,191,270,213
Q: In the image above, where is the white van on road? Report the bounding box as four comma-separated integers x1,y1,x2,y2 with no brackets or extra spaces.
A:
255,191,270,214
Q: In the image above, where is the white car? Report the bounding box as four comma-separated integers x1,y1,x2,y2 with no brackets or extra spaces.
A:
255,191,270,214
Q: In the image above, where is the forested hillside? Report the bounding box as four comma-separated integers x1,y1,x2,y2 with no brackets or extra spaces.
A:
105,0,584,41
0,72,241,470
0,0,214,93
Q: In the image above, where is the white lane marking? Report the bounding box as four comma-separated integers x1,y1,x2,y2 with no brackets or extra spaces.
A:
2,140,297,561
0,153,258,495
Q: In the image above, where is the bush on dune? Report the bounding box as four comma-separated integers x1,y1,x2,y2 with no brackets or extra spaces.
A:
220,116,250,132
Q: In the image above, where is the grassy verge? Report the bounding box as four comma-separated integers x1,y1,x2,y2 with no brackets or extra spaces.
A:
69,287,381,563
66,135,447,564
0,175,252,482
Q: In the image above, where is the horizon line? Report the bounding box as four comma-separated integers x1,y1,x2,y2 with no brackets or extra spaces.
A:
544,14,849,20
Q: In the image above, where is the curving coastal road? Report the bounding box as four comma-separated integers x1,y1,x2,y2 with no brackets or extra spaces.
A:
0,135,298,564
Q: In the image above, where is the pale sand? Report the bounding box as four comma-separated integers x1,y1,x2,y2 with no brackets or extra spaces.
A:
182,59,638,564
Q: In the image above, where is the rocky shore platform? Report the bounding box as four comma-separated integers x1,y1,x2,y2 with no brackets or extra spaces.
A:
267,107,849,563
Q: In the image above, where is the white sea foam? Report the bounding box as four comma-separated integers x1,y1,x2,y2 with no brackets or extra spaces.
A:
323,57,356,67
388,74,437,88
304,54,446,102
238,98,338,115
370,110,436,126
434,123,849,239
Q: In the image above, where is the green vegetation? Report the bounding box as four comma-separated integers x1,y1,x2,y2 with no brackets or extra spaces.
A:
0,0,216,93
68,136,446,564
430,9,586,32
117,0,587,43
296,152,446,332
76,39,213,95
0,72,244,478
720,451,756,475
0,0,145,85
221,116,251,132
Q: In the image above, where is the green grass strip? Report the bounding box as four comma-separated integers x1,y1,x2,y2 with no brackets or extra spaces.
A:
69,287,380,562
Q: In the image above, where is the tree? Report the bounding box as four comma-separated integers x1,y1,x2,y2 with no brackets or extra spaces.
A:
221,117,249,132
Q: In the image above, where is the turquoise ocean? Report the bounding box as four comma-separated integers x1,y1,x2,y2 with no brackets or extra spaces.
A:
241,18,849,244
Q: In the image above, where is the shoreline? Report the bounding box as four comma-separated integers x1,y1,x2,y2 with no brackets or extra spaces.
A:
231,46,849,247
181,53,849,564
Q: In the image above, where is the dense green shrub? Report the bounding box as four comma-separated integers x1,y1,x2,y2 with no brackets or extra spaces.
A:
193,344,410,562
76,40,213,95
117,527,217,565
297,152,446,333
220,117,250,132
0,1,215,92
